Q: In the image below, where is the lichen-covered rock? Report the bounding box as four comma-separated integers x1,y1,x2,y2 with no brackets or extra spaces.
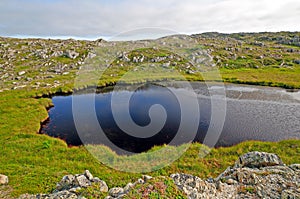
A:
171,152,300,199
234,151,284,168
75,175,91,188
108,187,124,197
56,174,75,191
171,173,237,199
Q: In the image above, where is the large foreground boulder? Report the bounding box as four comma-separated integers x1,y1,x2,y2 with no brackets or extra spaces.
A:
171,151,300,199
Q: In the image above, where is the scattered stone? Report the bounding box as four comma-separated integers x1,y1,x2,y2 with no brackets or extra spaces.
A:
18,170,108,198
123,182,134,193
98,180,109,193
18,71,26,76
136,178,144,184
56,174,75,191
62,72,70,75
142,175,153,182
75,175,91,188
109,187,124,197
162,62,170,68
84,170,93,181
87,52,97,59
132,56,139,63
226,178,235,185
65,50,79,59
0,174,8,185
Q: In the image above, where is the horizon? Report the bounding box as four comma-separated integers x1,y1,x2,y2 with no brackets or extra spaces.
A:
0,0,299,41
2,30,300,42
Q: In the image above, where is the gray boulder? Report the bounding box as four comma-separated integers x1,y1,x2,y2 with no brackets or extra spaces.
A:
75,175,91,188
172,152,299,199
234,151,284,168
109,187,124,197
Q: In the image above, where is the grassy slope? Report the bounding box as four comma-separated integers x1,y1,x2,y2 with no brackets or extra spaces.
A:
0,33,300,197
196,32,300,88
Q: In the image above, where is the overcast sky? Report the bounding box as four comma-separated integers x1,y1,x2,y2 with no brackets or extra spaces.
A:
0,0,299,40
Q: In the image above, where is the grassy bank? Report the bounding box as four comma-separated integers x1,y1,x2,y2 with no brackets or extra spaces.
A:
0,88,299,197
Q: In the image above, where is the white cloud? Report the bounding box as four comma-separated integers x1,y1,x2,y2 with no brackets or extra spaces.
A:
0,0,299,39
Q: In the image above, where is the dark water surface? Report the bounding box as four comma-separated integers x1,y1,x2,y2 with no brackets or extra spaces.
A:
40,83,300,153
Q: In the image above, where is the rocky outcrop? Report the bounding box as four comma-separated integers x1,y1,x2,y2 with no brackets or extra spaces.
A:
18,170,108,199
16,152,300,199
0,37,98,91
171,151,300,199
233,151,284,168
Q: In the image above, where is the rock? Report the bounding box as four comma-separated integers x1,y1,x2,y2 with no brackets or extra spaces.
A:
109,187,124,197
132,57,139,63
0,174,8,185
104,196,114,199
69,186,82,193
136,178,144,184
281,189,300,199
91,177,101,183
226,178,235,185
123,182,134,193
234,151,284,168
75,175,91,188
289,164,300,171
65,50,79,59
56,174,75,191
162,62,170,68
84,170,93,181
142,175,153,182
171,152,299,199
98,180,109,192
87,52,96,59
294,60,300,64
18,190,79,199
51,51,64,57
18,71,26,76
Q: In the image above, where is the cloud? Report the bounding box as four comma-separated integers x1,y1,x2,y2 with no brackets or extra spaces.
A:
0,0,299,39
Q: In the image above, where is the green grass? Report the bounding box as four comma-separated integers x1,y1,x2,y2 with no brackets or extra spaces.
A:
221,66,300,88
0,89,299,197
1,34,300,198
125,177,187,199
